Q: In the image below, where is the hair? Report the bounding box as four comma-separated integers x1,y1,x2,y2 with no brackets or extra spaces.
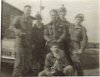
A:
24,5,31,8
35,14,42,20
50,9,58,15
75,13,84,20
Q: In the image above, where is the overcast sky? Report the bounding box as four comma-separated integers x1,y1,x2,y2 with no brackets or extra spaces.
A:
4,0,99,43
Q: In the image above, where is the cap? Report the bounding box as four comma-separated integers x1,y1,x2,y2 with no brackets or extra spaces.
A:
59,4,66,13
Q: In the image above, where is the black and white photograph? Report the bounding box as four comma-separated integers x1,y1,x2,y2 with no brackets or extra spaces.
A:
1,0,99,76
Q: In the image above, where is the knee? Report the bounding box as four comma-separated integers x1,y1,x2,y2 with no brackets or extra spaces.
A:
63,65,74,75
64,65,73,71
38,72,43,76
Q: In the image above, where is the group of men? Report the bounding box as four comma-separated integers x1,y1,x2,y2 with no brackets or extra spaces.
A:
10,4,88,77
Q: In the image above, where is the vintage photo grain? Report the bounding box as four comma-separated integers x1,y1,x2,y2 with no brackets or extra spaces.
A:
1,0,99,76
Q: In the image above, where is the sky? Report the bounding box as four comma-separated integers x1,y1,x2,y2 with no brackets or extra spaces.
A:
4,0,99,43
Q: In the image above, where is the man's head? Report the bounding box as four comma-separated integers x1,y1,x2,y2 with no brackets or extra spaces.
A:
58,5,67,19
49,42,59,53
75,13,84,24
35,13,42,22
24,5,31,17
50,9,58,21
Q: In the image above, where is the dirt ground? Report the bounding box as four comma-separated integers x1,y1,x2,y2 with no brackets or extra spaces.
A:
1,48,99,76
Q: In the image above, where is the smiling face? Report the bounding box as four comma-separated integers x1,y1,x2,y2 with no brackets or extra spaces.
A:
50,45,59,53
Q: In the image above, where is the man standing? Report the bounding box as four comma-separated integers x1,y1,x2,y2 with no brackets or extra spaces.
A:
69,14,88,75
58,5,73,65
44,9,66,48
11,5,33,77
31,13,45,75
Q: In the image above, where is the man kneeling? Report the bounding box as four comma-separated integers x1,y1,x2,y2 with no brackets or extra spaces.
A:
38,42,74,76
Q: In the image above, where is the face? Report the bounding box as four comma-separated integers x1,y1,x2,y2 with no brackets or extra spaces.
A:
75,17,84,24
24,7,31,16
50,11,58,21
59,11,66,19
50,46,58,53
36,18,42,23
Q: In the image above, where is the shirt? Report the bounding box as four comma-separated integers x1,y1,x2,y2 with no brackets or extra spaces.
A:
45,49,69,71
69,24,88,50
10,15,33,47
44,19,66,43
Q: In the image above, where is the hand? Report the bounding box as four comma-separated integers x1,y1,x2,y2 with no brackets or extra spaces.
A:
53,53,60,59
77,49,83,55
56,40,61,43
15,30,26,37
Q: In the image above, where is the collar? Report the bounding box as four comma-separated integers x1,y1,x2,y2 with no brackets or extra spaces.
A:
74,24,82,29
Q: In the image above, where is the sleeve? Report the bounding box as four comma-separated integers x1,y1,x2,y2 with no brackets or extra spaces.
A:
80,27,88,50
57,25,66,42
31,26,36,45
44,26,51,42
9,16,21,36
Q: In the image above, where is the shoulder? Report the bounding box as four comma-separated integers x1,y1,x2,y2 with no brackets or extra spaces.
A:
81,25,87,32
12,16,21,23
65,20,70,24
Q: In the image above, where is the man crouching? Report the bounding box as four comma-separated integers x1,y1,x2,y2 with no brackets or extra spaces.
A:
38,42,75,76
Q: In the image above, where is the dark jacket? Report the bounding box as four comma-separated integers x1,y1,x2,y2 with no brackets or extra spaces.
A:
44,20,66,44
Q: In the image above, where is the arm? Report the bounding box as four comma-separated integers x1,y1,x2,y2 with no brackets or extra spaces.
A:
80,27,88,51
9,16,22,36
57,26,66,42
44,27,52,42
